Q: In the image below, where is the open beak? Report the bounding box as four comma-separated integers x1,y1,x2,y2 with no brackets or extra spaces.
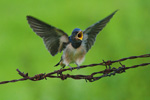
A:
75,31,83,40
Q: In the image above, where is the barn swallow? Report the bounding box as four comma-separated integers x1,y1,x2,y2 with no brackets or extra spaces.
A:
27,10,117,70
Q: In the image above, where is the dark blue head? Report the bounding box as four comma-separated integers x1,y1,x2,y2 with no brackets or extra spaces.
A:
71,28,83,41
69,28,83,48
72,28,82,34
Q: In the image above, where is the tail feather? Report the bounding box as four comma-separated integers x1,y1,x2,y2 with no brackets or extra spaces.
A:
54,62,60,67
54,57,65,68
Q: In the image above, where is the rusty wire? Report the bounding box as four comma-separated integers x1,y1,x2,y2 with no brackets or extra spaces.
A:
0,54,150,84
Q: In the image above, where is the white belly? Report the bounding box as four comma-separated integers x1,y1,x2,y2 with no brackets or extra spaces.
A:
62,43,86,66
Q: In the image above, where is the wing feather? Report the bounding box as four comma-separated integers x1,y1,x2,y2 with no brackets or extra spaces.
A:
27,16,69,56
83,10,118,52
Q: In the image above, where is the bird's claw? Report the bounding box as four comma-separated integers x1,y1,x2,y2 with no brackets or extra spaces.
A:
70,67,73,71
75,63,80,70
68,65,73,71
77,66,80,70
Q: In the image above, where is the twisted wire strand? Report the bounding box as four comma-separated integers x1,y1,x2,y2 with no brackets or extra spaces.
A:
0,54,150,84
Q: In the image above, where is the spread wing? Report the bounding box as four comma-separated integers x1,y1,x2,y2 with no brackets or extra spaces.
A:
83,10,117,52
27,16,69,56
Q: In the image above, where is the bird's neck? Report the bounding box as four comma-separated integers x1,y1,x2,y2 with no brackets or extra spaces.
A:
69,37,82,49
71,42,82,49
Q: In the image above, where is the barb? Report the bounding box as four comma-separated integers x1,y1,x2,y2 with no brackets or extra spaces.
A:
0,54,150,84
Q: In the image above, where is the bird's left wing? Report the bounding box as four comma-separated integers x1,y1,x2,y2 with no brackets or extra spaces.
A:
27,16,69,56
83,10,117,52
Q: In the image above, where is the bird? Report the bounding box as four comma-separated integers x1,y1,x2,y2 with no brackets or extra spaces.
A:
27,10,117,70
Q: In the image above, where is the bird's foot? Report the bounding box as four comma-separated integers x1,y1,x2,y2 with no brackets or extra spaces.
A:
77,66,80,70
75,63,80,70
68,65,73,71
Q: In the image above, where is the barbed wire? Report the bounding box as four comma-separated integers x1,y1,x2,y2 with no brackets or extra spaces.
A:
0,54,150,84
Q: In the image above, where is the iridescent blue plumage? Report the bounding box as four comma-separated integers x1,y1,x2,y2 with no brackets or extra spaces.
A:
72,28,81,33
69,28,83,49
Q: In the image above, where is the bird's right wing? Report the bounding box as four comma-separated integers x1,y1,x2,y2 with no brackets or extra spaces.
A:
83,10,117,52
27,16,69,56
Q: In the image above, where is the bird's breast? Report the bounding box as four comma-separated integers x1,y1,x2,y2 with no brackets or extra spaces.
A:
62,43,86,64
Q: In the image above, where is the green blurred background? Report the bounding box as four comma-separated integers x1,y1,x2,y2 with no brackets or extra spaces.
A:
0,0,150,100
